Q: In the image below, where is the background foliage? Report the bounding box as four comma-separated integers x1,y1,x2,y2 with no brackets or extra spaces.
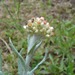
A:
0,0,75,75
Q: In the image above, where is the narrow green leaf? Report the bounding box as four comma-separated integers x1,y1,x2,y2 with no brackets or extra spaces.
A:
9,38,26,71
0,49,2,71
18,48,25,75
49,54,54,65
60,56,64,71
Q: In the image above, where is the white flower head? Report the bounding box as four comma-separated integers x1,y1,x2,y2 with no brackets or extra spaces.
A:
36,17,40,21
35,29,38,33
46,34,50,37
41,22,44,26
40,29,43,32
45,22,50,28
49,27,54,31
33,27,36,30
28,20,32,23
23,25,27,29
47,29,50,33
40,17,44,21
24,17,54,38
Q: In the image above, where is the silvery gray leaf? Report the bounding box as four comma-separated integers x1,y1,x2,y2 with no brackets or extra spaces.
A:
27,34,42,53
0,71,4,75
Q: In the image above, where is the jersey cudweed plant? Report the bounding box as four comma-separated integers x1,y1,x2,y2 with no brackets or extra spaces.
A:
0,17,54,75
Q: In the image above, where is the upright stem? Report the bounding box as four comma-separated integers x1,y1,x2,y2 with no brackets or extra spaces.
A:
24,34,43,75
25,54,34,75
25,54,32,70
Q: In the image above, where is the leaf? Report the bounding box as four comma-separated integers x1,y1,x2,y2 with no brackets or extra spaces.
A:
27,34,42,54
9,38,26,71
28,42,37,54
28,41,42,54
59,56,64,71
0,49,2,71
40,70,49,75
18,48,25,75
49,54,54,64
18,58,25,75
28,35,38,53
0,71,4,75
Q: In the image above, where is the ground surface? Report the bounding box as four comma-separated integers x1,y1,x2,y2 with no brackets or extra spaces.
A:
0,0,75,75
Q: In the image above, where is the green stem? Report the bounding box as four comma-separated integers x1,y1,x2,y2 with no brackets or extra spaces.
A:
29,48,48,73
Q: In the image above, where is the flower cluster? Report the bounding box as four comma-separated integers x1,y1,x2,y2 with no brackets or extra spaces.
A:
23,17,54,38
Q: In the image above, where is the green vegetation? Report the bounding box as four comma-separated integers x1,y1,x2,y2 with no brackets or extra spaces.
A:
0,0,75,75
